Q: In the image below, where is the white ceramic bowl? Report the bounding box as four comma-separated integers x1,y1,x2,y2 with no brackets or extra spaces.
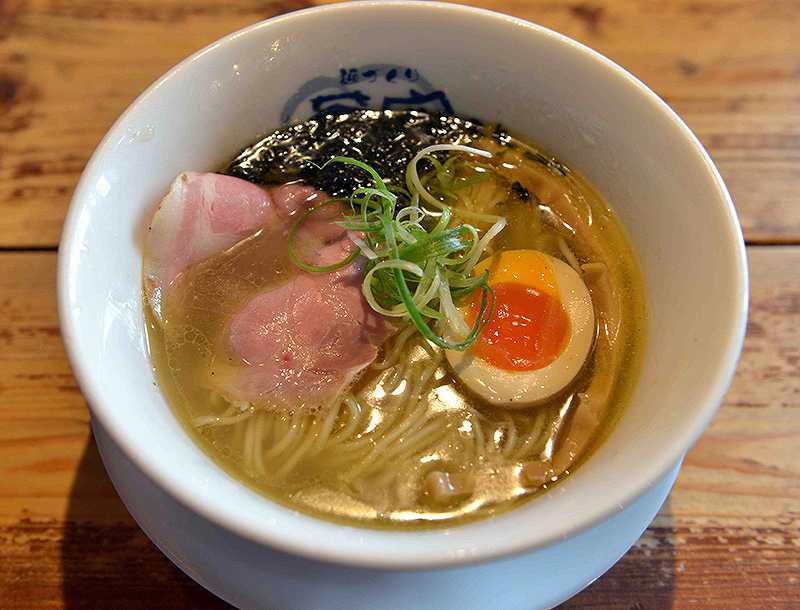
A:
58,0,747,602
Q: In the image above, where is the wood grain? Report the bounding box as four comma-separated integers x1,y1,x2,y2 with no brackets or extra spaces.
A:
0,0,311,247
0,248,797,608
1,0,798,246
565,246,800,609
2,0,798,607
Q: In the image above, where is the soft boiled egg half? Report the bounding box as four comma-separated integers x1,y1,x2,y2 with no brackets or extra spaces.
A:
446,250,595,407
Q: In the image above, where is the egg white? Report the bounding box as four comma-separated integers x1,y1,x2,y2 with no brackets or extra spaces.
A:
446,254,595,407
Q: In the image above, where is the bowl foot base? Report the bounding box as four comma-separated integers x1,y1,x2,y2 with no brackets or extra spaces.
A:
93,419,680,610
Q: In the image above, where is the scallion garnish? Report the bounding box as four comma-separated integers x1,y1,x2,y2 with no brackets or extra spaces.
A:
288,145,507,351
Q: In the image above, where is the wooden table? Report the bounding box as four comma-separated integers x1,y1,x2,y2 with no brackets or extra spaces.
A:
1,1,797,607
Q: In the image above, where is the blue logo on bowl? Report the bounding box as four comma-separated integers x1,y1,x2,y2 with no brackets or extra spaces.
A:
281,64,454,122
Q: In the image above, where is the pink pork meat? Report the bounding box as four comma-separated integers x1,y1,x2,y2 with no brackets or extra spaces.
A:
143,172,389,410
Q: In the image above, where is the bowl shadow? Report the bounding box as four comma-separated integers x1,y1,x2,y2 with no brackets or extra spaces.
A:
559,498,677,609
61,431,678,609
60,433,232,609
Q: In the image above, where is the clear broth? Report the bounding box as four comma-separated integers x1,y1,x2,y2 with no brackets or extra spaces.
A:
145,112,646,529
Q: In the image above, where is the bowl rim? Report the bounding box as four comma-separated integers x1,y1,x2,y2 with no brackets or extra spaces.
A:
58,0,749,570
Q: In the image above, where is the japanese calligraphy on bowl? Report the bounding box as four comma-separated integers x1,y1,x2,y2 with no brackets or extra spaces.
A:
281,64,454,122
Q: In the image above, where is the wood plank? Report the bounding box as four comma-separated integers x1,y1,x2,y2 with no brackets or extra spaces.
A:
0,0,313,248
0,246,797,607
1,0,798,246
565,246,800,609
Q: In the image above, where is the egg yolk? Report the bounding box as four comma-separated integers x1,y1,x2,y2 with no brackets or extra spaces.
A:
466,282,570,371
